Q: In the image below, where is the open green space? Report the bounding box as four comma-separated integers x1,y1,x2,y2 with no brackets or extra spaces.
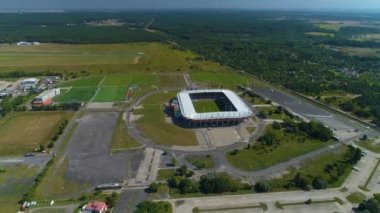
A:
32,208,66,213
93,86,128,102
134,91,198,146
54,87,97,102
306,32,335,37
34,157,92,200
110,113,141,151
192,100,221,113
347,192,366,203
58,75,103,87
264,146,353,192
157,169,177,181
157,75,185,88
0,164,38,213
256,106,290,120
355,139,380,153
0,111,73,156
314,23,341,31
0,43,233,75
226,126,332,171
190,72,249,89
337,47,380,58
186,155,215,169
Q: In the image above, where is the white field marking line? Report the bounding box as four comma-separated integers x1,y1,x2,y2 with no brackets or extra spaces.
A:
303,114,333,118
98,75,106,87
90,76,106,102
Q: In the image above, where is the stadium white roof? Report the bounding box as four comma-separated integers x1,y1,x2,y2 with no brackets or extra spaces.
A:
177,89,252,121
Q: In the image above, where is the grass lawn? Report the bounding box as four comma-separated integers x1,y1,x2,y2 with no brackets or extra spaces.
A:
93,86,128,102
102,73,157,87
226,126,332,171
190,72,249,89
355,139,380,153
58,76,103,87
0,111,73,156
306,32,335,37
54,87,97,102
110,113,141,150
186,155,215,169
346,192,366,203
157,74,185,88
0,164,38,213
134,91,198,146
34,157,92,200
0,43,233,75
265,147,352,191
192,100,221,113
338,47,380,58
32,208,66,213
157,169,176,181
256,106,286,120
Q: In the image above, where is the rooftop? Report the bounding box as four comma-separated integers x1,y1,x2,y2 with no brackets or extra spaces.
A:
177,89,252,120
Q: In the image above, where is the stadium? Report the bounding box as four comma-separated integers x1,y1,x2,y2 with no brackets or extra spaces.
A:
171,89,252,126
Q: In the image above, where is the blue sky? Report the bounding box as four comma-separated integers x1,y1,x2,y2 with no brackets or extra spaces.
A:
1,0,380,10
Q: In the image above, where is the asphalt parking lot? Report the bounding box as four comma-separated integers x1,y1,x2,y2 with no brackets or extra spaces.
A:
252,87,368,138
64,112,143,185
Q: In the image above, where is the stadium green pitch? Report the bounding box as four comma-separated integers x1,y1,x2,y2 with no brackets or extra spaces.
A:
192,100,222,113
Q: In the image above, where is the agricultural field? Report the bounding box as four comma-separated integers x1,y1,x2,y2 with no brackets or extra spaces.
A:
192,100,221,113
0,43,233,74
133,91,198,146
306,32,335,37
314,23,341,31
351,34,380,42
226,126,332,171
335,46,380,58
0,164,38,213
0,111,73,156
190,72,250,89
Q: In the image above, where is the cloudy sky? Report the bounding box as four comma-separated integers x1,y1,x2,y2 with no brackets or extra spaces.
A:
1,0,380,10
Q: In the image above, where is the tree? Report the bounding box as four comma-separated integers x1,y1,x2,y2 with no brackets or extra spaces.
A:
357,194,380,213
178,178,198,194
39,144,45,152
148,182,160,193
106,192,118,208
254,181,270,192
134,201,172,213
312,176,327,189
293,172,312,190
177,165,188,177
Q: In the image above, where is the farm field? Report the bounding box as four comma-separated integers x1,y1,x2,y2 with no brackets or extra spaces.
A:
0,111,73,156
190,72,250,89
226,126,332,171
335,46,380,58
306,32,335,37
0,43,233,74
133,91,198,146
0,164,38,213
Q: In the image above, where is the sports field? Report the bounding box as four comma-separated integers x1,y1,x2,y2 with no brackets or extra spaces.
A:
193,100,221,113
0,111,73,155
133,91,198,146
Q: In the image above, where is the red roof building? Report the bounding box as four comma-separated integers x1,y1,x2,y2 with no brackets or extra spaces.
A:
83,201,108,213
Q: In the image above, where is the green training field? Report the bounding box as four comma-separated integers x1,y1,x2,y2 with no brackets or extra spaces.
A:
93,87,128,102
0,111,72,155
54,87,97,102
192,100,221,113
58,75,103,87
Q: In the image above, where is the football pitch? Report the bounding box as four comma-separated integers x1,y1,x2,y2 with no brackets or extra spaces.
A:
192,100,221,113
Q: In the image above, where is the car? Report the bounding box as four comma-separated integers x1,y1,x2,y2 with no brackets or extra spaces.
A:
24,153,35,157
353,166,360,171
